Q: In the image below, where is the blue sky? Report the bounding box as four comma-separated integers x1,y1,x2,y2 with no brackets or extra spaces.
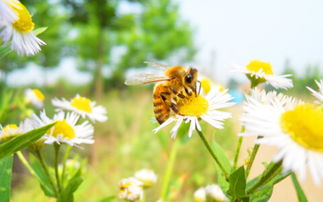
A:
7,0,323,86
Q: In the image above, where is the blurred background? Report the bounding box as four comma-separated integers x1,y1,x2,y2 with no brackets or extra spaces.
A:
1,0,322,201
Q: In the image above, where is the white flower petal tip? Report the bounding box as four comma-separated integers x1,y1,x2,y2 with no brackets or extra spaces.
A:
307,80,323,103
241,89,323,185
24,88,45,109
52,95,108,123
134,169,157,188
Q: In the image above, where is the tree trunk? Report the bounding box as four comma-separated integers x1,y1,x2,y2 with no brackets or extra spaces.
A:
94,31,104,101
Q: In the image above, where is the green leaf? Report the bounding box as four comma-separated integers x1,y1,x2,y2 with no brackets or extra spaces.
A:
228,166,247,199
34,27,48,35
177,122,190,143
28,153,55,197
215,163,229,192
59,168,83,202
249,185,273,202
0,123,55,159
291,173,308,202
0,155,13,202
211,141,232,174
0,45,12,59
99,196,116,202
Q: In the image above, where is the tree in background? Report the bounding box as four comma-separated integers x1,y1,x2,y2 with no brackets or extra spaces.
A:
63,0,195,100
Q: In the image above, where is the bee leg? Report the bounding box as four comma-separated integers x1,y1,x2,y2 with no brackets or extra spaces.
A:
196,80,201,96
170,87,185,99
170,102,179,114
185,87,192,96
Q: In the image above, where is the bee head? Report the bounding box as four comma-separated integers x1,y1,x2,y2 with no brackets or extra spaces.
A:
184,67,198,85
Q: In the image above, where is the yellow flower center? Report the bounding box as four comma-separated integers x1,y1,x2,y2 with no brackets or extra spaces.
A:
70,96,93,113
201,78,212,94
51,120,75,140
246,60,274,75
33,89,45,101
280,104,323,151
1,124,19,141
11,2,35,33
177,95,209,117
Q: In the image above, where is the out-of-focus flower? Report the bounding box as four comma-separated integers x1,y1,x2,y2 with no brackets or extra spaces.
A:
235,60,293,89
241,90,323,185
205,184,228,202
153,89,234,138
0,0,45,56
25,88,45,108
200,77,225,95
52,95,107,123
26,111,94,146
307,80,323,103
118,177,144,201
194,187,206,202
0,124,22,141
134,169,157,188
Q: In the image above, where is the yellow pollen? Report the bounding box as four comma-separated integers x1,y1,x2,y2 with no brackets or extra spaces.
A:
280,104,323,151
11,2,35,33
177,95,209,117
32,89,45,101
70,96,93,113
246,60,274,75
51,120,75,140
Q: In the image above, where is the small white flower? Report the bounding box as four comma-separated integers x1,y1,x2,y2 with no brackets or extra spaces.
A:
194,187,206,202
205,184,228,202
119,177,144,201
134,169,157,188
0,0,46,56
307,80,323,103
26,111,94,146
52,95,107,123
235,60,293,89
241,90,323,185
25,88,45,108
0,124,22,141
153,89,234,138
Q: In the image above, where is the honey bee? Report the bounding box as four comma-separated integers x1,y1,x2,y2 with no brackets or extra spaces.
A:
125,62,200,124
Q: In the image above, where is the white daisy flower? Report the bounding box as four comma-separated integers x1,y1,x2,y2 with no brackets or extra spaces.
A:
205,184,228,202
52,95,108,123
118,177,144,201
153,89,234,138
0,0,18,23
235,60,293,89
194,187,206,202
134,169,157,188
199,76,226,95
25,88,45,108
26,111,94,146
241,90,323,185
0,123,23,141
307,80,323,103
0,0,46,56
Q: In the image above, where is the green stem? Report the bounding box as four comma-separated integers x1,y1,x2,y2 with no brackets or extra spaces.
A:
61,145,72,185
35,148,58,196
245,136,262,178
17,151,36,176
247,162,282,194
197,130,229,179
233,136,243,169
161,139,179,200
54,144,62,196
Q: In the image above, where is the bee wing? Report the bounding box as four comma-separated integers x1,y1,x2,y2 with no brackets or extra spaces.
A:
125,73,171,86
144,61,168,69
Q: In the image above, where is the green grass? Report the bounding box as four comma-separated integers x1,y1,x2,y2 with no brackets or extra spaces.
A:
11,88,238,202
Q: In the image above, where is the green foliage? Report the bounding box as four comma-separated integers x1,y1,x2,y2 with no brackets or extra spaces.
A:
228,166,248,201
211,140,232,174
0,123,55,159
291,173,308,202
59,169,83,202
0,155,13,202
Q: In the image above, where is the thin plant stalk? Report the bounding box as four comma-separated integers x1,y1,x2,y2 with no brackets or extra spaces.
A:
61,145,72,185
16,151,36,177
245,136,262,178
35,148,58,196
197,130,229,179
54,144,62,196
233,136,243,169
161,139,180,200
